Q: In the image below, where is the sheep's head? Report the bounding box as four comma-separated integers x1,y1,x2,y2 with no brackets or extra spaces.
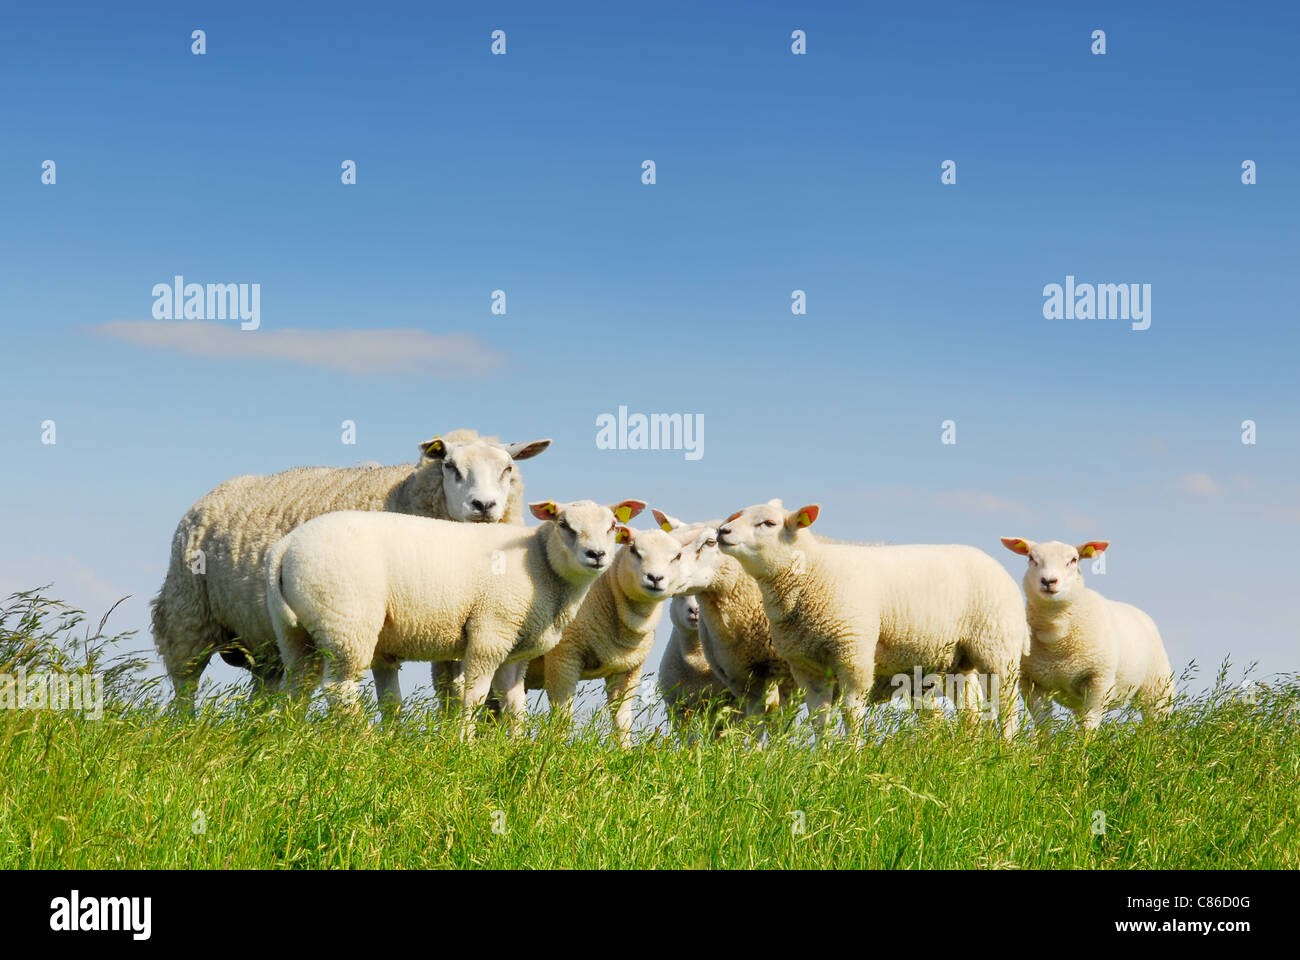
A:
418,435,551,523
650,510,722,595
670,594,701,632
530,498,646,579
1000,537,1109,604
716,499,819,578
612,527,694,603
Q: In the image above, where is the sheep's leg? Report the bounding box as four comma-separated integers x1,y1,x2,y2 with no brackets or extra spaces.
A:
791,666,835,743
491,661,528,737
320,663,364,715
164,650,211,716
432,661,464,716
605,667,641,749
371,655,402,716
459,652,504,742
1022,677,1053,730
1078,676,1109,731
835,668,870,744
274,618,322,704
543,651,582,734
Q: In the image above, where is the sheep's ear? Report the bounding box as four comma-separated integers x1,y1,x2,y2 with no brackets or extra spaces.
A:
614,526,634,545
610,500,647,523
1077,540,1110,558
766,498,784,509
418,436,446,460
529,500,559,521
786,505,819,530
724,510,743,524
505,438,551,461
652,509,682,532
1001,537,1033,556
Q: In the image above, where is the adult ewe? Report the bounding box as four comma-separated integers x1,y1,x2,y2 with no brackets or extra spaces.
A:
268,499,645,735
151,429,550,710
1000,537,1174,729
718,500,1024,740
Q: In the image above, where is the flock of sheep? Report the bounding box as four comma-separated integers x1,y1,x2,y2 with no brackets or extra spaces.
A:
150,429,1176,742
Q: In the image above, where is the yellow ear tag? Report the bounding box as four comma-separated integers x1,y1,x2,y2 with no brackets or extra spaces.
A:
1080,545,1095,558
797,511,813,527
614,505,633,523
615,527,632,544
659,521,672,532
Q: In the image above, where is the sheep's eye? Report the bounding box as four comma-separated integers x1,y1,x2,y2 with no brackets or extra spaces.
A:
559,520,572,533
760,520,777,528
705,538,717,548
672,553,682,563
1068,557,1077,565
500,466,511,481
608,522,615,533
1028,556,1038,566
630,546,640,558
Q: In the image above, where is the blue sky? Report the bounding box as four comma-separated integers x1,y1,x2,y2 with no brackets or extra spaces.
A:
1,1,1297,703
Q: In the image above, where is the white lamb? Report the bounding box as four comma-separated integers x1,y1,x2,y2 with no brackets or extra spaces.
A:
1000,537,1175,729
657,594,737,737
520,523,721,747
717,500,1024,739
653,511,792,727
266,499,645,734
151,429,550,711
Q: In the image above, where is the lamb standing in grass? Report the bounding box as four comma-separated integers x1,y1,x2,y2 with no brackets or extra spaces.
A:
151,429,550,711
653,511,791,726
522,524,721,747
658,593,737,735
1000,537,1174,729
267,499,645,734
717,500,1024,739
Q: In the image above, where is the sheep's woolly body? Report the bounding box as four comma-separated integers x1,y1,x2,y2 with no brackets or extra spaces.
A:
695,556,792,716
267,507,611,723
150,429,528,704
727,524,1024,739
658,597,735,728
1022,589,1174,727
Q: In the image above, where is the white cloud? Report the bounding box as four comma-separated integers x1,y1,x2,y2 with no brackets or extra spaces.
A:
931,489,1032,520
1177,472,1221,497
90,320,505,376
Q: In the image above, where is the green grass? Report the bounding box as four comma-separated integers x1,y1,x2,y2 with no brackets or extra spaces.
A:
2,589,1297,869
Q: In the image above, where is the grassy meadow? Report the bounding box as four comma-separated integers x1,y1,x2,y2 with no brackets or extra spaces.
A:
2,590,1296,870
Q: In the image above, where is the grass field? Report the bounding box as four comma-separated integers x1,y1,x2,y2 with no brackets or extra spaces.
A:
2,590,1297,869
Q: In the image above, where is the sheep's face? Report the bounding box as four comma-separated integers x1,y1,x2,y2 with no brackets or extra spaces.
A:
667,525,722,595
615,528,692,603
531,498,646,578
716,499,819,577
1001,537,1109,604
670,594,700,632
419,435,551,523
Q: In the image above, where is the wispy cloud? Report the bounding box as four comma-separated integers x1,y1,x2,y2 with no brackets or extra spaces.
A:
1177,472,1222,497
931,489,1033,521
89,320,505,376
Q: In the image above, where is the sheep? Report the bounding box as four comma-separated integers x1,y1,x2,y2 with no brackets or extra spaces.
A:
652,511,793,728
149,429,551,712
657,594,737,737
517,523,721,747
717,500,1024,740
266,499,646,735
1000,537,1174,729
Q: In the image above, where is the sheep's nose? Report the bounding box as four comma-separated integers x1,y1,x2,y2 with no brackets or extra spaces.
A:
1041,577,1058,587
586,548,606,562
471,498,496,514
646,573,665,586
718,525,731,536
